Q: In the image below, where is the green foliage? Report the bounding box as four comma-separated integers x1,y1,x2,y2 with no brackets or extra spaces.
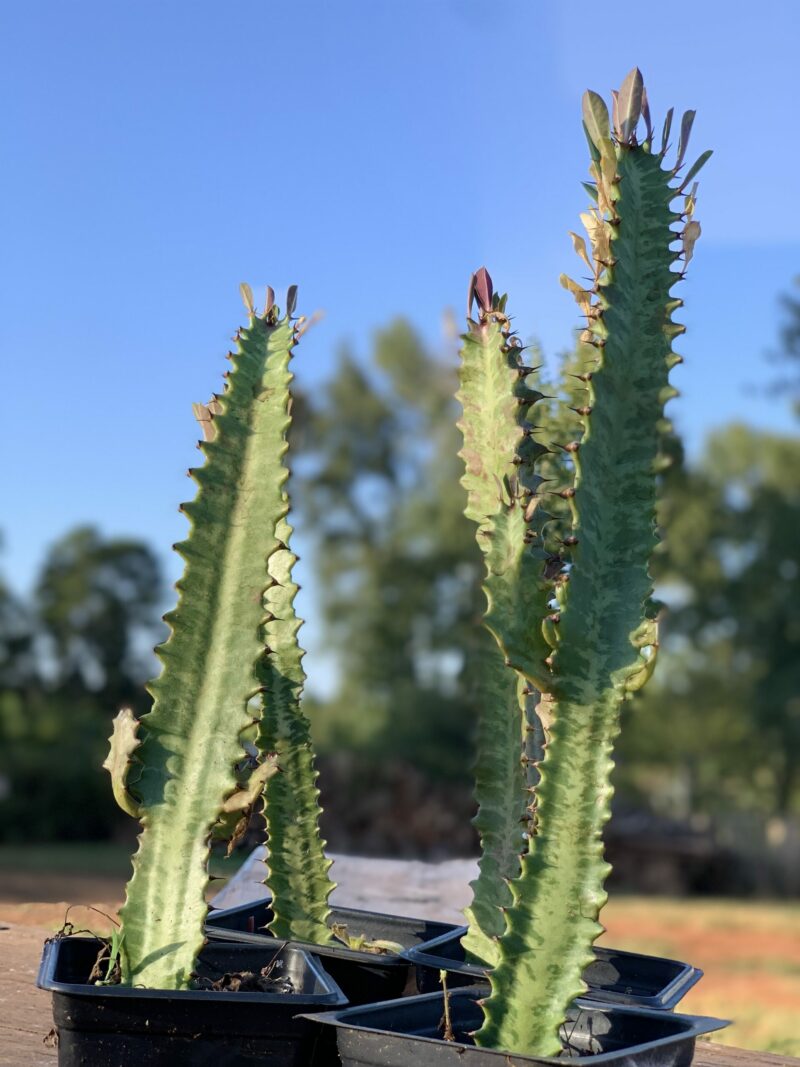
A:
114,292,330,989
36,526,162,708
301,320,485,779
471,70,707,1056
0,529,163,842
621,425,800,819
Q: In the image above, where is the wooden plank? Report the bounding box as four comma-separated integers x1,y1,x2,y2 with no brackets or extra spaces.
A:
0,924,56,1066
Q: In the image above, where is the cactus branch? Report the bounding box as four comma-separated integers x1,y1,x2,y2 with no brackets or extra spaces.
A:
103,708,142,819
257,511,337,943
475,72,706,1056
117,296,304,989
457,269,554,965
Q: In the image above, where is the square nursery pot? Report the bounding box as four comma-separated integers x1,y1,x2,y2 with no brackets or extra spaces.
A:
37,934,347,1067
302,986,728,1067
405,927,701,1010
206,898,458,1005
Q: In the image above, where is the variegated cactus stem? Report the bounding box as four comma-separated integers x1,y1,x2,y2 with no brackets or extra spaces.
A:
456,267,557,968
474,68,709,1056
104,284,329,989
255,519,336,944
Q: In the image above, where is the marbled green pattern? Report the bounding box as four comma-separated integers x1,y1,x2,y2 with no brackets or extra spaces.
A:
456,300,552,966
475,108,702,1054
257,512,336,943
118,309,302,989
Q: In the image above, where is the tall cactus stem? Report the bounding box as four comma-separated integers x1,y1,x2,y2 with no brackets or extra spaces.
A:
115,294,316,989
474,71,708,1055
456,270,555,966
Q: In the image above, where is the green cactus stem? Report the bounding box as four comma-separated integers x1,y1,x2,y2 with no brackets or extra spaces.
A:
109,289,315,989
256,511,336,943
474,69,709,1055
456,270,554,966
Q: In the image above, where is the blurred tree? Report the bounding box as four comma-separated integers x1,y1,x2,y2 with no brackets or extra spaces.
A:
300,319,487,778
35,525,163,711
770,275,800,414
620,426,800,817
0,526,164,841
0,575,35,692
620,276,800,821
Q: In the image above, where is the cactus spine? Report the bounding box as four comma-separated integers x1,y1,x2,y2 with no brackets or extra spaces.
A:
105,287,334,988
459,70,710,1055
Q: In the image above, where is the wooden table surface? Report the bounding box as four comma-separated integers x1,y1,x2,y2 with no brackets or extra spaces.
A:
3,920,798,1067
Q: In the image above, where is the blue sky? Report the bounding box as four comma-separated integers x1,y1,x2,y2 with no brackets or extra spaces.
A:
1,1,798,682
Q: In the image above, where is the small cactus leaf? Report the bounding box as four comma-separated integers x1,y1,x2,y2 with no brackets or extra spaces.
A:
617,67,644,143
580,209,612,272
675,109,696,170
625,645,659,692
221,753,280,813
641,85,653,142
680,149,713,189
192,400,219,442
568,231,592,271
683,181,699,218
610,89,620,139
102,708,142,818
264,285,275,318
581,181,599,203
239,282,255,315
472,265,494,314
581,90,610,149
119,308,308,989
286,284,299,318
560,274,592,319
476,108,700,1059
598,138,618,196
456,290,554,964
582,122,601,163
660,106,674,157
682,219,702,266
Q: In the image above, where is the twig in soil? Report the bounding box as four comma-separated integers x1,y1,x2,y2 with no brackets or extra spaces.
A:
439,969,456,1042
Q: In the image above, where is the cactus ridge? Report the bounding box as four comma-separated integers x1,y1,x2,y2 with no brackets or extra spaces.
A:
475,71,706,1055
116,300,306,989
457,274,556,966
257,510,336,943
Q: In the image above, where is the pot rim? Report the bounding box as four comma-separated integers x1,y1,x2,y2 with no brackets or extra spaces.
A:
37,933,347,1006
300,986,729,1063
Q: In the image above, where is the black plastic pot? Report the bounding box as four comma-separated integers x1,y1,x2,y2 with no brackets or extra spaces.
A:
206,898,457,1005
38,934,347,1067
405,927,701,1010
302,986,728,1066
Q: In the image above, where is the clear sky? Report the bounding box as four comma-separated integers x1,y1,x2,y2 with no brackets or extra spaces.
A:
2,1,798,654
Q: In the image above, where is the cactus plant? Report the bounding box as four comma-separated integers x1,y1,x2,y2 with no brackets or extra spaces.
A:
457,69,710,1056
456,272,553,967
104,285,335,989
